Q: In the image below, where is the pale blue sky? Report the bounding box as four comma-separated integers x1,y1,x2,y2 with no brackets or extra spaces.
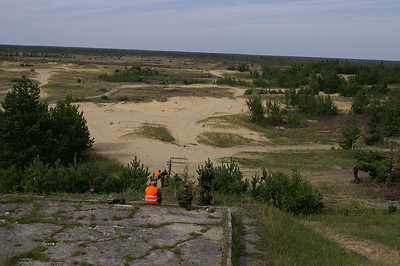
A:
1,0,399,61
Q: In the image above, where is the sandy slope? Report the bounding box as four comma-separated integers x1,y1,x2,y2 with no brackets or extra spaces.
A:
78,95,255,174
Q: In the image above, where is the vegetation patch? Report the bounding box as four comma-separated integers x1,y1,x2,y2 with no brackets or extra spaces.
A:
256,206,372,266
121,123,175,143
197,132,254,148
229,149,355,171
310,205,400,250
19,245,49,261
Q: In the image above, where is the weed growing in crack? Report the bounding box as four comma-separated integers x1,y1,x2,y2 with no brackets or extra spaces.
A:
127,206,140,218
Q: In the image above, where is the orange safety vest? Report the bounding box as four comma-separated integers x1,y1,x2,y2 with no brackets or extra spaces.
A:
145,186,158,204
155,172,161,179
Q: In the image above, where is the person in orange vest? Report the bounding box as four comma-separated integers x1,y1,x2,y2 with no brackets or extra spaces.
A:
145,181,162,204
154,170,161,186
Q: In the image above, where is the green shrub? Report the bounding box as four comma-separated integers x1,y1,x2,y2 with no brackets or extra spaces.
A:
0,156,110,194
265,100,286,126
118,157,150,193
352,149,389,182
246,95,265,125
244,89,253,95
197,158,249,197
99,65,158,82
388,204,397,214
250,170,324,215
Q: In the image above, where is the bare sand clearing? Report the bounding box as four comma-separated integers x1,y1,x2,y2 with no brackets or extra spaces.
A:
78,95,255,174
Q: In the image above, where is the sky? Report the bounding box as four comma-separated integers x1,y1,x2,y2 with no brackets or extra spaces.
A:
0,0,399,61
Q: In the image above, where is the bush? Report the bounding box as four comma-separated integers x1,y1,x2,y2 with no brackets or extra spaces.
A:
352,149,389,182
338,110,361,150
117,157,150,193
265,100,286,126
250,170,324,215
0,157,109,194
99,65,158,82
0,77,93,168
197,158,249,197
246,95,266,125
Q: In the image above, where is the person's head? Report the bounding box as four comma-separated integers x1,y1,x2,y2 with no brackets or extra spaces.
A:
151,181,157,186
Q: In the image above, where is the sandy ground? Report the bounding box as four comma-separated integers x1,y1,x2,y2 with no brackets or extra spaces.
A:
78,94,254,174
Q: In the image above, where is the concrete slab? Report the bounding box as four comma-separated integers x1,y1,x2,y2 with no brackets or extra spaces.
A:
0,197,225,266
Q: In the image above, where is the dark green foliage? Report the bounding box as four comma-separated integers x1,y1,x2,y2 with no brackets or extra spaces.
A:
352,149,389,182
102,176,123,194
340,77,361,97
338,110,361,150
244,89,253,95
116,157,150,193
265,100,286,126
246,95,265,125
47,95,94,164
0,76,93,169
0,157,109,194
363,89,400,143
0,156,150,194
99,65,159,82
250,171,324,215
351,90,369,114
215,75,252,87
197,158,249,197
236,63,249,72
317,70,347,94
388,204,397,214
252,77,267,87
285,88,338,116
261,64,309,88
0,75,50,168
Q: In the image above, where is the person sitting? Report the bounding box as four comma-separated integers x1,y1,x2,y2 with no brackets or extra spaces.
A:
145,181,162,204
176,184,193,210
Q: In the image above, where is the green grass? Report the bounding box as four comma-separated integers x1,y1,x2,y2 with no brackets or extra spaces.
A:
127,206,140,218
19,245,49,261
221,209,229,266
197,132,255,148
255,205,379,266
310,206,400,250
121,123,175,143
188,231,202,237
225,149,355,172
231,215,245,266
71,250,87,257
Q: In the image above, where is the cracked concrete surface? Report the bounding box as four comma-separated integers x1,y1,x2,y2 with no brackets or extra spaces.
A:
0,196,224,266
